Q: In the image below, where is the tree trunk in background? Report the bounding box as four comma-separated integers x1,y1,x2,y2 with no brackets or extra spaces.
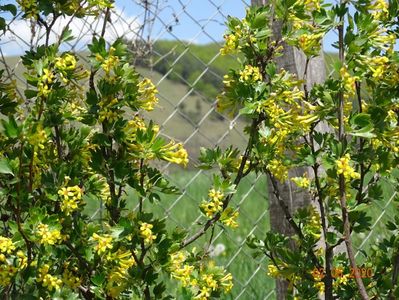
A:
250,0,326,299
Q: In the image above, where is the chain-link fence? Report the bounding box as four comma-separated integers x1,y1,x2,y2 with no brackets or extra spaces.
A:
0,1,396,299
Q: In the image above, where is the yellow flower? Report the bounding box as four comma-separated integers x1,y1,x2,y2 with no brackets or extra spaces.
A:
171,264,194,286
36,223,62,245
195,286,212,300
267,264,279,277
0,236,16,254
55,53,76,71
0,263,17,286
314,281,325,293
17,250,27,269
200,198,223,218
139,222,157,245
124,116,147,141
92,233,113,254
220,272,233,293
37,82,50,97
220,33,240,56
267,159,288,181
368,56,389,79
41,68,54,84
58,185,83,216
105,249,137,297
239,65,262,83
208,188,224,202
220,209,239,228
99,47,119,74
340,66,358,98
336,154,360,180
291,175,310,189
137,78,158,111
37,264,62,291
17,0,39,18
160,142,189,166
368,0,389,19
298,33,323,57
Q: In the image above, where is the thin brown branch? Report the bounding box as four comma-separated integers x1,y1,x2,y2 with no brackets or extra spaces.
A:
180,117,261,249
337,8,369,299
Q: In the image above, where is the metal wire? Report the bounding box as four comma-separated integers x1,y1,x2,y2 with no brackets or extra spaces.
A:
1,2,396,299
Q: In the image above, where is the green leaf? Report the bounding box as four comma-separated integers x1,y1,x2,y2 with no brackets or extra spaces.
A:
0,4,17,16
91,273,105,286
2,116,19,138
0,158,13,175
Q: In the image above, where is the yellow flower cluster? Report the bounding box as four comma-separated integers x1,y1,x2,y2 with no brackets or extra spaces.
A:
137,78,159,111
298,33,323,57
220,209,239,228
169,251,233,300
98,97,120,123
58,185,83,216
37,264,63,291
333,273,350,288
200,188,224,218
17,0,38,18
96,46,119,74
220,30,241,56
124,116,147,141
159,142,189,166
302,0,321,11
0,263,17,286
368,56,389,80
267,264,279,277
336,154,360,180
36,68,55,98
305,206,321,239
0,236,18,286
139,222,157,245
267,159,289,182
55,53,78,83
55,53,76,71
340,67,358,98
36,223,62,245
291,175,311,189
92,233,113,254
170,251,192,285
239,65,262,83
106,249,137,298
368,0,389,20
96,174,111,204
0,236,15,254
88,0,114,10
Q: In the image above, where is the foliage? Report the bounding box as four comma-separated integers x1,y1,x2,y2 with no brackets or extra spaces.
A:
208,0,399,299
0,1,234,299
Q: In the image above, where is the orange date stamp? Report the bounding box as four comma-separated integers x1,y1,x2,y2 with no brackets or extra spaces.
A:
311,267,373,279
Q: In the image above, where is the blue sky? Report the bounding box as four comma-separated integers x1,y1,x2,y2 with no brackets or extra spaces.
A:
114,0,338,52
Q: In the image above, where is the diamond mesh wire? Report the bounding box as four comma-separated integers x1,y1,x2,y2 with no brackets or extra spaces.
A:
0,1,397,299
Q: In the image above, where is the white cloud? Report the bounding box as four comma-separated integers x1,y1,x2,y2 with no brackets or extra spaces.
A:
0,7,140,56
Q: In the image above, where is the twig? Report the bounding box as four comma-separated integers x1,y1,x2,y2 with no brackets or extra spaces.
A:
309,126,333,299
337,6,369,299
180,117,261,248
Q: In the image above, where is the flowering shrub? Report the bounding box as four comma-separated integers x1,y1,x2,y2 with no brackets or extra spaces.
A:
0,1,234,299
205,0,399,299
